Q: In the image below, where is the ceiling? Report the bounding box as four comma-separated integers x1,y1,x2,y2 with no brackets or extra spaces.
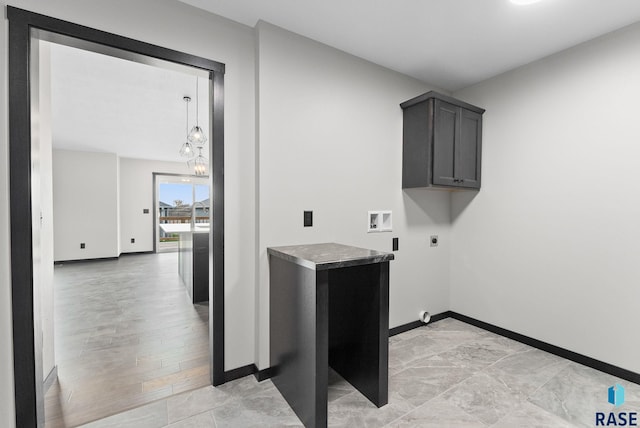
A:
49,1,640,162
49,42,209,163
180,0,640,91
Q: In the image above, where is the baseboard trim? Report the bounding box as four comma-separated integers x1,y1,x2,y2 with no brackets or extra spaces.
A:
253,365,277,382
389,310,452,337
224,364,256,383
54,256,119,265
53,251,155,265
43,366,57,395
225,364,276,383
449,312,640,385
119,251,154,257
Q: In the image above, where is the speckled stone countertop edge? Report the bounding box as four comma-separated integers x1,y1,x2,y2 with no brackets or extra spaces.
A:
267,243,394,271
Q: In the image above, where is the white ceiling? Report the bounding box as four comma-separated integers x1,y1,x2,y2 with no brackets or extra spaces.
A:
49,42,209,163
180,0,640,91
49,1,640,162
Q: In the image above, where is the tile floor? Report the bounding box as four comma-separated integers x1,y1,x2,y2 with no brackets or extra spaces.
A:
45,253,210,427
80,318,640,427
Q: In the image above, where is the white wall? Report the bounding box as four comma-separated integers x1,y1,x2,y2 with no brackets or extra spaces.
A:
52,150,119,261
452,22,640,373
118,157,189,253
54,154,189,258
255,22,449,368
0,3,256,421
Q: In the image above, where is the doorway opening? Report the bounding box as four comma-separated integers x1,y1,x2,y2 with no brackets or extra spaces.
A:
8,7,226,427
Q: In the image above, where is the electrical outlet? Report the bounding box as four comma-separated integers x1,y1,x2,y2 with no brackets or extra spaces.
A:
80,243,86,249
304,211,313,227
430,235,438,247
392,238,399,251
143,209,149,214
131,238,135,244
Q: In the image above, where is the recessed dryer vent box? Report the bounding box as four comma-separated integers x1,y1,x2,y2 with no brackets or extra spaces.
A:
368,211,392,233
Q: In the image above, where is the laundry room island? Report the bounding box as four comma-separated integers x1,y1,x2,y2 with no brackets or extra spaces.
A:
268,242,394,428
160,223,209,303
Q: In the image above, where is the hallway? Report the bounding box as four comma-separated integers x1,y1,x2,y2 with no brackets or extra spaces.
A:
45,253,210,427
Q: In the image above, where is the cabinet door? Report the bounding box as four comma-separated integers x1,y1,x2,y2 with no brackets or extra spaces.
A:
432,100,458,187
456,109,482,188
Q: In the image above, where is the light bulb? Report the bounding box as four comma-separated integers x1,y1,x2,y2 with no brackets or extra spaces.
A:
179,141,195,158
188,125,208,145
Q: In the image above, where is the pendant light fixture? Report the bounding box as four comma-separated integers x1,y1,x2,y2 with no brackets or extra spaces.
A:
187,77,207,146
189,146,208,176
179,96,195,158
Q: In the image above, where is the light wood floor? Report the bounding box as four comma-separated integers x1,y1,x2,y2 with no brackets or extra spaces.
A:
44,253,210,428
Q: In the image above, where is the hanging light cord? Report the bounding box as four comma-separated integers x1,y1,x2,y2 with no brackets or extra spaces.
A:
185,97,189,135
195,77,199,127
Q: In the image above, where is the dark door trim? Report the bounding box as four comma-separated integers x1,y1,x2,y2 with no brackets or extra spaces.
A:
7,6,226,427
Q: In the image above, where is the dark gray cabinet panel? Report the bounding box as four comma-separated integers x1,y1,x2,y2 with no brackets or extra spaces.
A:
432,100,458,187
401,91,484,190
457,108,482,188
178,232,209,303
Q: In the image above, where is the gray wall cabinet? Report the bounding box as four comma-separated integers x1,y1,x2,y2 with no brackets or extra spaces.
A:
401,91,485,190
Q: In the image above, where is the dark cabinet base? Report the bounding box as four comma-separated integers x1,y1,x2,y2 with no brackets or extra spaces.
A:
328,264,389,407
269,254,390,428
178,232,209,303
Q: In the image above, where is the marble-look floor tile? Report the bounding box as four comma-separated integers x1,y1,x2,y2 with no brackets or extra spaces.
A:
327,389,414,428
491,401,577,428
167,376,273,423
484,348,570,399
411,343,509,371
390,365,474,407
442,372,521,425
389,335,444,372
464,333,532,356
424,318,488,335
165,410,216,428
79,400,167,428
328,369,357,403
388,330,476,375
529,363,640,427
394,324,485,346
209,384,302,427
387,396,486,428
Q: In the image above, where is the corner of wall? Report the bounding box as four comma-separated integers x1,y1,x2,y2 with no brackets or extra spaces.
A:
253,20,263,369
116,156,121,255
